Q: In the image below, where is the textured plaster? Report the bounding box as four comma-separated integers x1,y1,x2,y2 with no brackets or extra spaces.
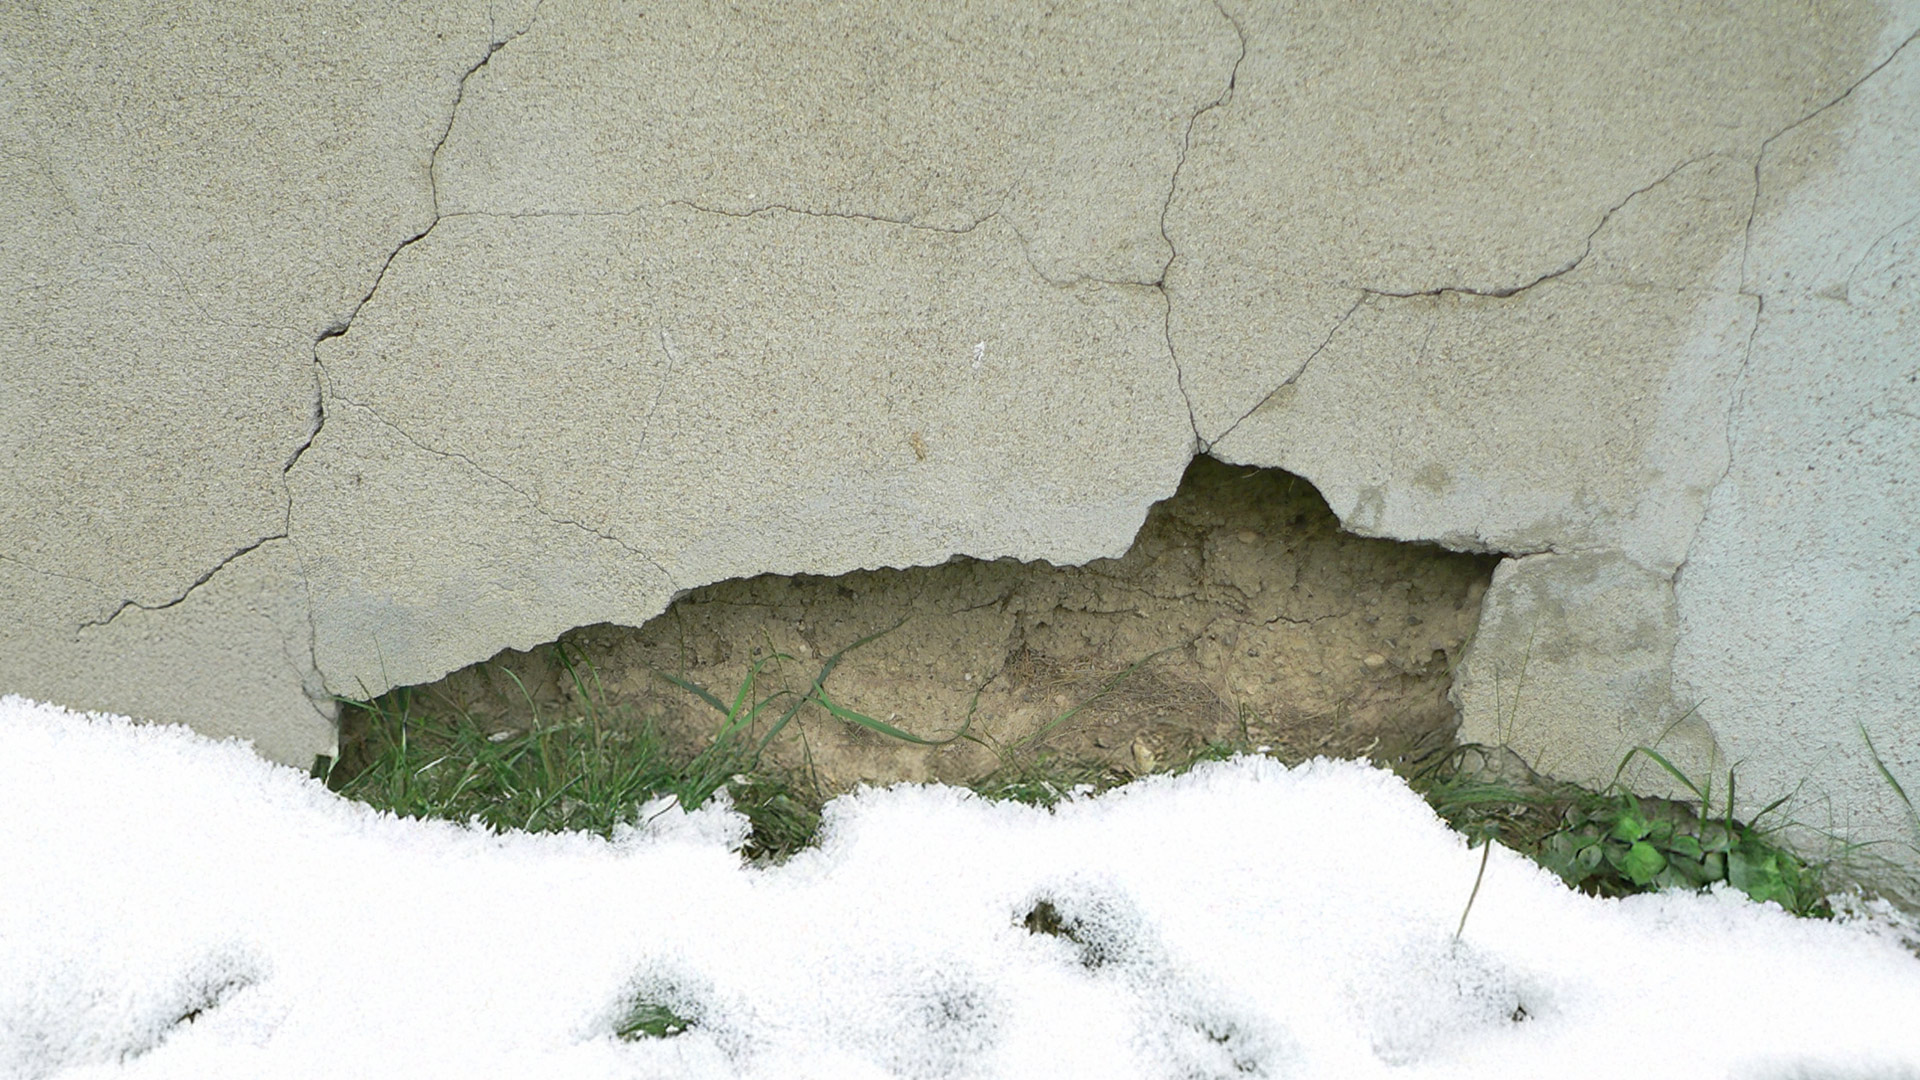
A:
1452,552,1717,793
1170,0,1885,446
1,0,539,753
434,0,1241,289
1673,32,1920,880
3,0,1917,889
306,206,1192,695
1198,9,1919,832
1210,154,1759,566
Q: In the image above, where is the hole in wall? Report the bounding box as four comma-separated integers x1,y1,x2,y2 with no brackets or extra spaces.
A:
338,456,1496,795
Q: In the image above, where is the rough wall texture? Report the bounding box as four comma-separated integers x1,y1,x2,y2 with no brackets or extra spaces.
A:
3,3,1916,886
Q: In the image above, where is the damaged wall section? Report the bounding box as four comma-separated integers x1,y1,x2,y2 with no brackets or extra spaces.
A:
367,458,1496,792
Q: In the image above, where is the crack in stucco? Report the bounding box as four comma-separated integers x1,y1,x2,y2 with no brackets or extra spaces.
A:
280,4,547,691
1207,293,1366,450
1840,407,1920,443
1677,28,1918,587
669,199,1001,236
1173,42,1710,456
283,363,327,477
285,362,330,695
107,239,301,334
75,534,284,632
0,553,109,590
1157,0,1248,448
1840,209,1920,301
313,3,545,351
638,327,681,460
74,365,328,634
1360,155,1708,302
1738,29,1918,294
327,392,678,588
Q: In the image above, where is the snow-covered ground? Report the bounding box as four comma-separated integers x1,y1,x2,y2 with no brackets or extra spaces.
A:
3,695,1919,1080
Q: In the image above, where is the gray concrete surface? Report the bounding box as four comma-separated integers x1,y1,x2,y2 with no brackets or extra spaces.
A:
3,1,1916,889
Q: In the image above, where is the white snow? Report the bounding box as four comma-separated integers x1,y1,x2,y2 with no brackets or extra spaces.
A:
3,694,1919,1080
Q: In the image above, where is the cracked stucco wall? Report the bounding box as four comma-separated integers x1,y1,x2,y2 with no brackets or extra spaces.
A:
3,1,1916,886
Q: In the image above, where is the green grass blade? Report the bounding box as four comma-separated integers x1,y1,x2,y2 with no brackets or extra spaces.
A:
497,666,543,729
1614,745,1707,804
1861,724,1920,849
652,670,730,716
750,618,910,758
809,687,957,746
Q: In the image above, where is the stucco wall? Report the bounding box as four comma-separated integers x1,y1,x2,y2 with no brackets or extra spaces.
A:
4,2,1916,888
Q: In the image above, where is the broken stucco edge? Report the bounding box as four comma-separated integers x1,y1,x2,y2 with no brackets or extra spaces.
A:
1449,550,1722,779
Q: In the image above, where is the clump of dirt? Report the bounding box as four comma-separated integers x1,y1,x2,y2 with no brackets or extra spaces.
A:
403,457,1496,793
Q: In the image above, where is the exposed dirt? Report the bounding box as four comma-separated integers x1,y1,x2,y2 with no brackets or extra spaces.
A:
397,457,1497,793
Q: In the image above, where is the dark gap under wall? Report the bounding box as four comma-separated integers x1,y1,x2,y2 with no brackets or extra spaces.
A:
345,456,1498,792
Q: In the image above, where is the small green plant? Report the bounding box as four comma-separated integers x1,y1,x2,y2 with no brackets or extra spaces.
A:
1407,742,1831,917
1534,789,1821,911
614,1000,697,1041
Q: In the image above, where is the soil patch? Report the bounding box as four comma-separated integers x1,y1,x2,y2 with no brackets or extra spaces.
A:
373,457,1497,793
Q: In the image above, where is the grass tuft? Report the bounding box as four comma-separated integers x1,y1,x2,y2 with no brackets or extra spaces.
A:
327,638,1854,919
328,644,826,861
